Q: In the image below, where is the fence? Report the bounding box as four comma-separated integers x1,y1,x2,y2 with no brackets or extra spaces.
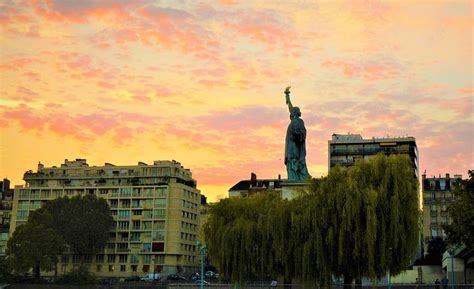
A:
3,284,474,289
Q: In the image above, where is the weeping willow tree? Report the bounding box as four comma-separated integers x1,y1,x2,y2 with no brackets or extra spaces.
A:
203,154,420,286
305,154,421,286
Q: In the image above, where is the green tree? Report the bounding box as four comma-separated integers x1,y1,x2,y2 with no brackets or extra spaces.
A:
29,194,113,258
6,223,65,278
6,194,113,277
425,237,447,264
443,170,474,247
203,154,420,287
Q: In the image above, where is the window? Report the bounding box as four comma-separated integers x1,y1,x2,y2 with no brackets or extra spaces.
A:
118,221,129,230
121,200,130,208
16,210,29,220
131,232,141,242
118,210,130,219
131,255,139,264
120,188,131,197
110,200,118,208
143,221,152,230
431,217,437,224
19,189,29,199
30,200,41,209
132,221,140,230
154,221,165,230
440,180,446,190
96,254,104,263
143,243,151,252
97,265,102,272
155,188,167,197
18,201,29,210
120,265,126,272
119,255,127,263
72,255,81,263
143,210,153,219
61,255,69,263
155,209,166,218
40,190,51,198
109,265,114,272
143,188,154,197
154,198,166,207
131,265,138,272
143,255,151,263
107,255,116,263
152,231,165,241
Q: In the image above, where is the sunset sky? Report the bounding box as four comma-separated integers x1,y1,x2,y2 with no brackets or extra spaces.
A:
1,0,472,201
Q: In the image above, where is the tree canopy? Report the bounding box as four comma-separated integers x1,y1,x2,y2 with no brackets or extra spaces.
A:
6,194,113,277
28,194,113,256
443,170,474,247
203,154,421,286
6,222,65,278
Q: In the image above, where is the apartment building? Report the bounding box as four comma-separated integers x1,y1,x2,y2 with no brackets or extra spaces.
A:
328,133,419,178
10,159,202,277
0,178,14,257
422,173,461,242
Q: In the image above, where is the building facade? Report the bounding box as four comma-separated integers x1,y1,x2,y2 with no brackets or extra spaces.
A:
10,159,202,277
422,173,461,243
0,178,14,257
328,133,419,178
229,173,283,198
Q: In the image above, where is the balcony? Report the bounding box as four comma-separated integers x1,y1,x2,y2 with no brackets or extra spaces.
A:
330,146,416,157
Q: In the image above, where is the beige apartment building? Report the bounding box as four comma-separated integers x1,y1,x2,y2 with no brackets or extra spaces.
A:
10,159,203,277
422,172,461,243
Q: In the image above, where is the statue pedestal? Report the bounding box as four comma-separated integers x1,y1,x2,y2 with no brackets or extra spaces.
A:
280,181,309,200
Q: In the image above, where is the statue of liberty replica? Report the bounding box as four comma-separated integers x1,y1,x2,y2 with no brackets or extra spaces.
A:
284,86,311,181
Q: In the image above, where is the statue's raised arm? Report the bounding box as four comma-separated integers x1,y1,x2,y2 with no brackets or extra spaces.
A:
284,86,293,114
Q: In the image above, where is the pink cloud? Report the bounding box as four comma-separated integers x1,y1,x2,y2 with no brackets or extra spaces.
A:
321,59,401,80
0,105,160,143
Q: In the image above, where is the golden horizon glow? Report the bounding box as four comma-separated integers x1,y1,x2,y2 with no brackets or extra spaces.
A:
1,0,473,201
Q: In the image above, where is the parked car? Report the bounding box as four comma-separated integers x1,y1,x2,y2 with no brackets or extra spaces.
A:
124,275,141,282
166,274,187,282
140,273,160,282
205,271,219,279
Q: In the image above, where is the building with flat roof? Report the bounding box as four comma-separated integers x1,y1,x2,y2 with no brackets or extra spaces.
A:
10,159,203,277
328,133,419,178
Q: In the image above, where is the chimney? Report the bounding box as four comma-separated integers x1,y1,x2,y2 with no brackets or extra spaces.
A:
422,170,426,180
250,173,257,187
38,161,44,171
446,173,450,179
278,174,281,181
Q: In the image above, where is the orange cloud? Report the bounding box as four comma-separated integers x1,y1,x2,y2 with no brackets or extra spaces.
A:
321,59,401,80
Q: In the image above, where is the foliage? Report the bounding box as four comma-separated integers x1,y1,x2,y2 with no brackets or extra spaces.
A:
6,194,112,278
443,170,474,247
203,154,420,286
6,222,65,278
55,265,96,284
424,237,447,264
28,194,113,256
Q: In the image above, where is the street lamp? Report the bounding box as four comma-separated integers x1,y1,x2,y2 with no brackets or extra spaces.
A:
197,241,207,289
152,258,156,283
388,247,392,289
448,249,455,289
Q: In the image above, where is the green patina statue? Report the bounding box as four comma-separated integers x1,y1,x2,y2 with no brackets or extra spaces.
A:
284,86,310,181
